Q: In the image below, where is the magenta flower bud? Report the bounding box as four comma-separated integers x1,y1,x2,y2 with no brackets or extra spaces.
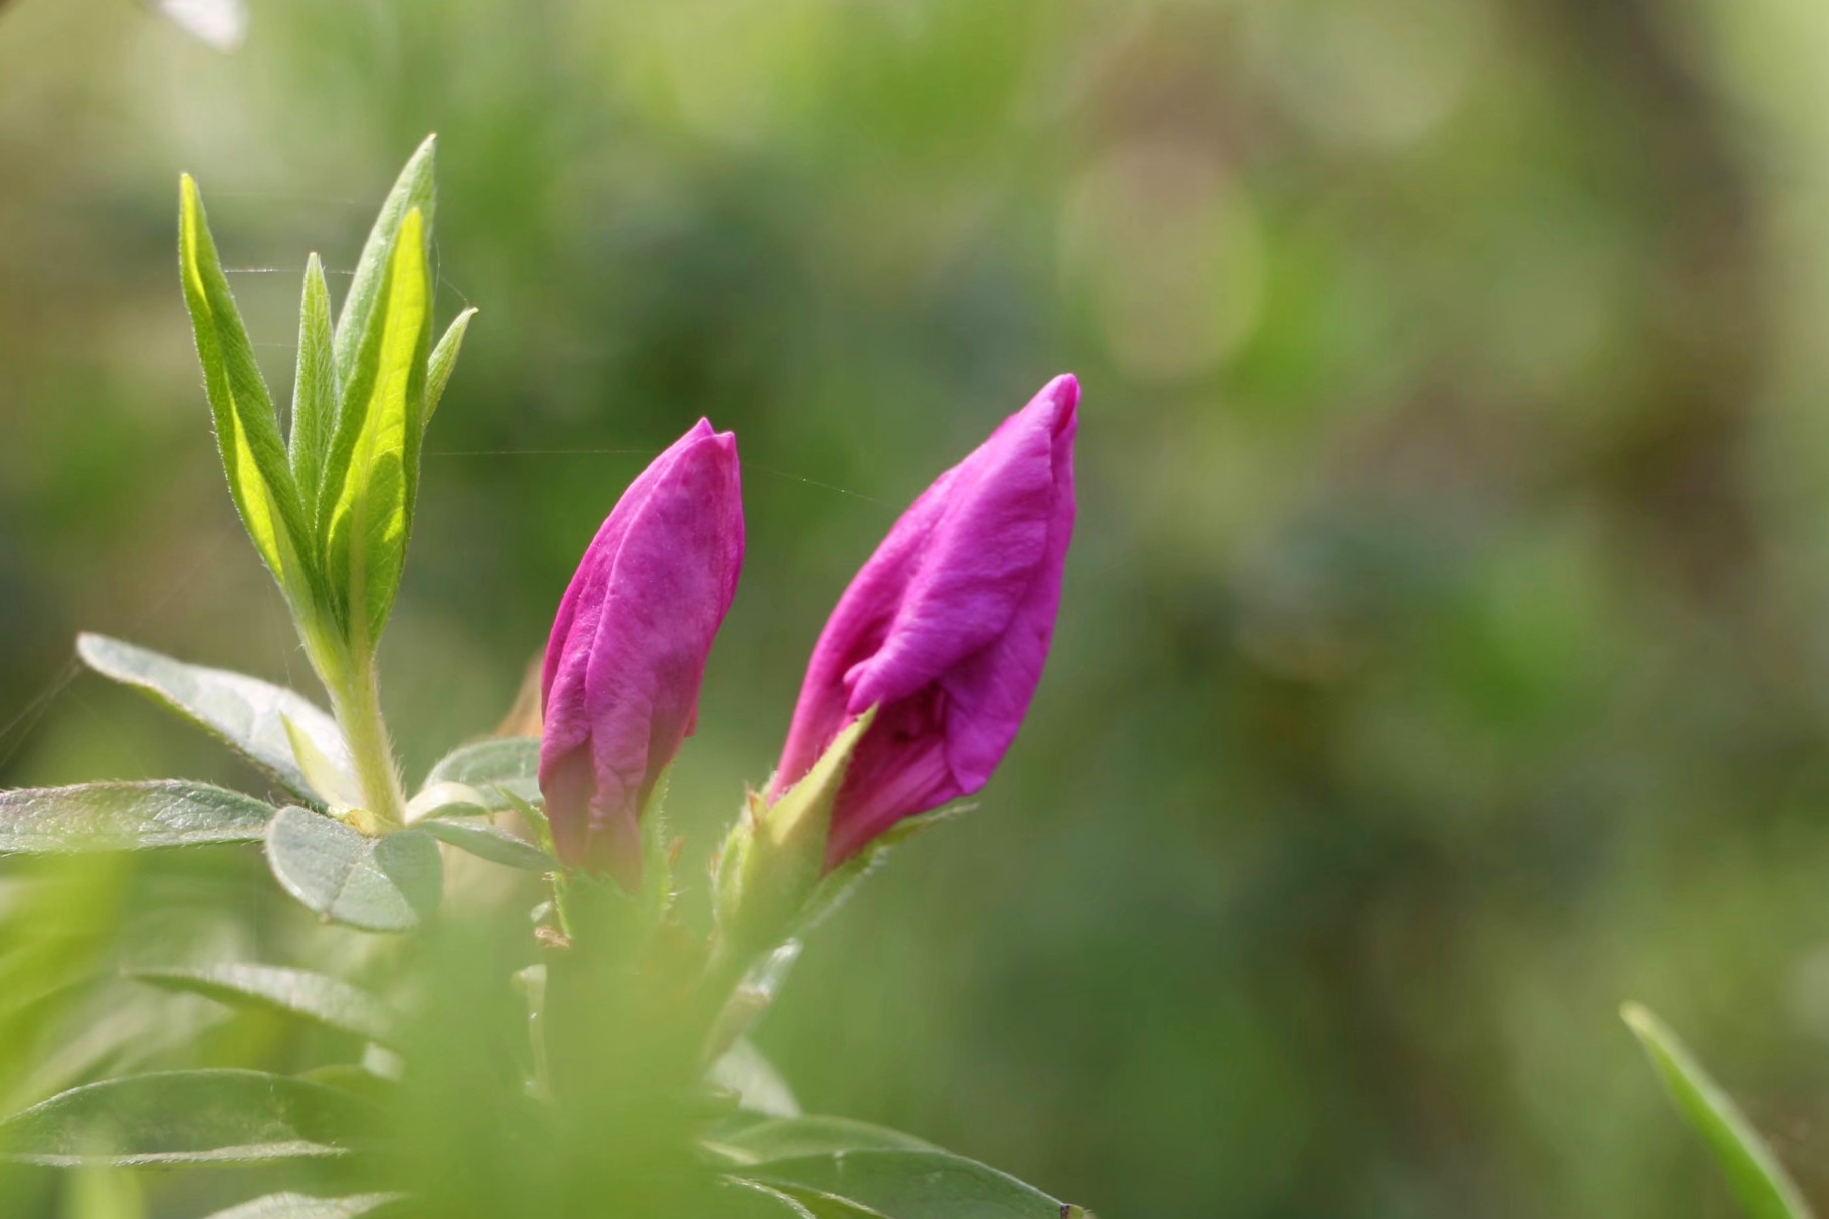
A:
539,420,744,881
771,374,1079,868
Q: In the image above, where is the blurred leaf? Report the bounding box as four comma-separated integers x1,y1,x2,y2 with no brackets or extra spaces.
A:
421,738,540,807
424,307,477,425
77,633,346,806
0,1070,381,1166
710,1117,938,1165
125,964,398,1046
265,807,442,932
59,1162,144,1219
177,174,317,612
709,1038,800,1118
0,782,273,853
1623,1003,1814,1219
416,817,553,871
740,1150,1079,1219
332,137,435,387
402,781,491,822
291,254,338,526
320,207,430,645
202,1195,404,1219
716,1180,820,1219
147,0,246,51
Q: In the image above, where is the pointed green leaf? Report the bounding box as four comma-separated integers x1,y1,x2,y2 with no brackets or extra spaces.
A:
1623,1003,1814,1219
178,174,316,609
291,254,338,523
424,306,476,426
333,136,436,386
711,1118,937,1167
421,738,540,807
321,207,430,644
0,782,273,853
0,1070,381,1166
77,633,347,805
416,817,554,871
740,1151,1079,1219
125,964,397,1047
203,1194,405,1219
265,807,441,932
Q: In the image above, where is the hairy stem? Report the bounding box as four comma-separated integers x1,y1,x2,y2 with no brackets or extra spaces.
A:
329,649,406,832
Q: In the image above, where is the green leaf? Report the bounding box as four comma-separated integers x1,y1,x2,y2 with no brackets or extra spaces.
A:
77,633,348,806
320,207,431,644
1623,1003,1815,1219
740,1151,1080,1219
421,738,540,807
709,1039,801,1118
0,782,274,853
125,964,397,1046
0,1070,381,1166
416,817,554,871
711,1118,938,1166
178,174,317,611
203,1195,404,1219
265,807,442,932
717,1180,821,1219
424,307,476,425
333,137,436,388
291,253,338,525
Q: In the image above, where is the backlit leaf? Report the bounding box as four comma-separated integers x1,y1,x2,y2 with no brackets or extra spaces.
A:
424,307,476,425
290,253,338,524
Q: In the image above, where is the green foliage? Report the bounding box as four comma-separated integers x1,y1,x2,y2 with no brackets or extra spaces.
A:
0,782,273,852
0,1070,380,1166
264,807,442,932
1623,1005,1813,1219
420,739,540,808
414,817,555,871
736,1150,1080,1219
201,1195,403,1219
125,964,398,1046
76,633,347,807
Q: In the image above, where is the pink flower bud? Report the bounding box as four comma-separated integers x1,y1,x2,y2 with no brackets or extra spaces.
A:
771,375,1079,868
540,420,744,881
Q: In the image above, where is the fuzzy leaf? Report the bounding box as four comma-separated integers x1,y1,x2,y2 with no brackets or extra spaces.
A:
77,633,347,805
415,817,553,871
202,1194,405,1219
333,137,436,387
177,174,316,610
740,1151,1079,1219
291,253,338,524
0,1070,380,1166
320,208,430,645
0,782,273,853
424,307,476,425
125,964,397,1046
422,738,540,807
265,807,441,932
1623,1003,1814,1219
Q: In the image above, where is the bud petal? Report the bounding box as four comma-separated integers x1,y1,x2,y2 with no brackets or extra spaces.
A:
772,375,1078,866
539,421,745,881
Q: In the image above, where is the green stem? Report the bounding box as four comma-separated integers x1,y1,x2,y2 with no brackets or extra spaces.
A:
328,649,406,832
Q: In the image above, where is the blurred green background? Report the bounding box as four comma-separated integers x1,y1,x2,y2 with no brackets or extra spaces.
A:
7,0,1829,1215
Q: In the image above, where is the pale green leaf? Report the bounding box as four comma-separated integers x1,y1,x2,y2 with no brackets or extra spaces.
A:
333,136,436,386
1623,1003,1814,1219
709,1038,801,1118
202,1194,404,1219
424,306,476,426
740,1151,1080,1219
125,963,397,1046
0,782,273,853
265,807,441,932
717,1180,820,1219
290,253,338,524
0,1070,380,1166
282,715,361,811
77,632,346,805
402,781,492,822
421,738,540,808
415,817,553,871
321,207,430,644
711,1118,937,1167
177,174,316,609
